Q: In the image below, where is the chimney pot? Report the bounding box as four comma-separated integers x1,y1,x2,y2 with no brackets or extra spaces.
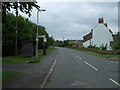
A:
98,17,104,23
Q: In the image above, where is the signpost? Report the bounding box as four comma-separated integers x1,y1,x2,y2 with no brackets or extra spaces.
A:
38,35,47,55
38,35,45,38
44,38,47,42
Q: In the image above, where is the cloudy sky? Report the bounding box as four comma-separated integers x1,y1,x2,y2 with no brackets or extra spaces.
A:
27,1,118,40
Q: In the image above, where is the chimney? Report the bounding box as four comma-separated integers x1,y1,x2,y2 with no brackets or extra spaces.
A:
98,17,104,23
104,23,108,27
91,29,93,32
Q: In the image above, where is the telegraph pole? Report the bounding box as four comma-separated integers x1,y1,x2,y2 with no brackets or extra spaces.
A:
15,2,18,56
36,11,39,59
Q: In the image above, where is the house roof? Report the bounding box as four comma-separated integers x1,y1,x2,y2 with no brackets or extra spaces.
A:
109,29,113,34
83,32,92,42
83,32,92,38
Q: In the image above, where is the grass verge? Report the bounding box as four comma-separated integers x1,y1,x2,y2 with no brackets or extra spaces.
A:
2,72,21,82
2,47,56,64
66,47,120,58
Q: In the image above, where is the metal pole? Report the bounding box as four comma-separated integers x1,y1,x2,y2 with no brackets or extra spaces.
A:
15,15,18,56
36,9,46,57
36,11,39,59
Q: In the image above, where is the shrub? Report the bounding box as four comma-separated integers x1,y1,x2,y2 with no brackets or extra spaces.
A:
68,42,77,47
100,44,107,50
88,45,100,50
111,41,120,50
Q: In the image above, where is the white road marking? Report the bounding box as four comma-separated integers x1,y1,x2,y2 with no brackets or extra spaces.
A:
41,55,58,88
84,61,98,71
109,78,120,87
76,56,82,60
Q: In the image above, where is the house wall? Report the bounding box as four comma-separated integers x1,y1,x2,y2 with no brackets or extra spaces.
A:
92,24,113,50
83,40,91,48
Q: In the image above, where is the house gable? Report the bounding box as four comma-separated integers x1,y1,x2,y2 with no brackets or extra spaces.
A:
83,17,113,50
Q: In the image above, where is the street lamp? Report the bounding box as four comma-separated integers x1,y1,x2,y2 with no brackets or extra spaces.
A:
36,9,46,59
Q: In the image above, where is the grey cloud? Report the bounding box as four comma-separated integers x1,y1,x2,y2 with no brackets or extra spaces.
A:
29,1,118,40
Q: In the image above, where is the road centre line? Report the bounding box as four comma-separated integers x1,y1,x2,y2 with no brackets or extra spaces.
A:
76,56,82,59
109,78,120,87
41,55,58,88
84,61,98,71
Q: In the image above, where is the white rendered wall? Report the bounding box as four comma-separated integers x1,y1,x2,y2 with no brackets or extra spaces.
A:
92,24,113,50
83,40,91,47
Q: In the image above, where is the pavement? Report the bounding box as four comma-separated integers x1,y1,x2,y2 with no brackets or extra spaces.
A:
45,47,119,88
2,49,58,88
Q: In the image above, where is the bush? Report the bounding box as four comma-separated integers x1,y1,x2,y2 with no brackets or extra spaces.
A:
68,42,77,47
88,45,100,50
111,41,120,50
100,44,107,50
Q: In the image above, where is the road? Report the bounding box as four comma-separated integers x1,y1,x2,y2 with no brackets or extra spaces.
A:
45,47,119,88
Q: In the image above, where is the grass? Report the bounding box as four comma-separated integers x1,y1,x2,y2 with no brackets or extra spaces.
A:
2,48,55,82
66,47,120,58
2,72,21,82
2,47,56,64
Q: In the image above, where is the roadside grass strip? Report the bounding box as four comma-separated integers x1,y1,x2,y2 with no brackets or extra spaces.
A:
2,72,21,82
2,48,55,64
66,47,120,59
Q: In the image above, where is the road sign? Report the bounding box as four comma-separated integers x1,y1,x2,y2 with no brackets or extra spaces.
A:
38,35,45,38
44,38,47,42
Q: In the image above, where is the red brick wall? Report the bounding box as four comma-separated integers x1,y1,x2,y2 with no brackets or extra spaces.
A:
79,47,120,54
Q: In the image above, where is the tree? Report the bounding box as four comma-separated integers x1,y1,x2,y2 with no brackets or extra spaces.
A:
111,32,120,50
2,13,54,56
68,41,77,47
2,2,40,17
2,13,36,56
2,2,41,56
64,40,70,46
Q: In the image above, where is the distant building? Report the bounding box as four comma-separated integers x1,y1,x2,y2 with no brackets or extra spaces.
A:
83,17,113,50
69,40,83,48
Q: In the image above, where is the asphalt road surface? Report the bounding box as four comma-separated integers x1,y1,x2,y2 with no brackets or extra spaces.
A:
45,47,119,88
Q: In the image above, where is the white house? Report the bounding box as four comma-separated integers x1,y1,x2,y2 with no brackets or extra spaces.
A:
83,17,113,50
